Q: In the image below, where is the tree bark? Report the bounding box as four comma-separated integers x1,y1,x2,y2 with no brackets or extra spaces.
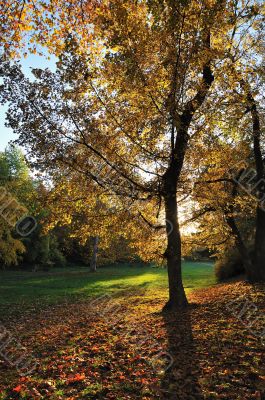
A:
163,187,188,310
90,236,99,272
162,122,190,311
245,86,265,281
253,207,265,282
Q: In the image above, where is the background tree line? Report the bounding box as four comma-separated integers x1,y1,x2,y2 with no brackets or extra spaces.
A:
0,145,150,271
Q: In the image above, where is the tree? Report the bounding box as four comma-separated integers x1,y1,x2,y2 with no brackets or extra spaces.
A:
238,80,265,281
90,236,99,272
217,0,265,281
187,136,255,277
0,220,25,268
0,145,30,267
181,0,265,281
2,0,256,309
42,171,165,267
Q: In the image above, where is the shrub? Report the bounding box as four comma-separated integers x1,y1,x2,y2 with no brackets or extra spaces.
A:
50,245,66,267
215,249,245,282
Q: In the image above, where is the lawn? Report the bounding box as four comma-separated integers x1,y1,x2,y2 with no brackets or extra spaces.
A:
0,261,215,314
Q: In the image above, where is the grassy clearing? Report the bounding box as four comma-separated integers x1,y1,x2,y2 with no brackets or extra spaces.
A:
0,261,215,314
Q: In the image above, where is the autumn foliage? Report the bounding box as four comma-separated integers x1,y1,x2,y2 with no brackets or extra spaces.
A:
0,1,264,304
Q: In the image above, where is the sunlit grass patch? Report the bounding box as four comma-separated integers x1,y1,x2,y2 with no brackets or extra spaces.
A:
0,261,215,315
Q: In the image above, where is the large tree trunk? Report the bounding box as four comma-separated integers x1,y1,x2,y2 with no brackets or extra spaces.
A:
253,207,265,282
90,236,99,272
246,87,265,281
163,171,188,311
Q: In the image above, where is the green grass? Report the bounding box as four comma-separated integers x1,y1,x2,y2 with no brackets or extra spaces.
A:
0,261,215,314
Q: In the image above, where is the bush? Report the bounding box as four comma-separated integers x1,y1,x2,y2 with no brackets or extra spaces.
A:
215,249,245,282
22,228,67,268
50,246,66,267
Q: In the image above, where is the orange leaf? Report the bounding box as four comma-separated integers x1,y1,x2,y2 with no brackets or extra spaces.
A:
13,385,22,393
67,373,86,384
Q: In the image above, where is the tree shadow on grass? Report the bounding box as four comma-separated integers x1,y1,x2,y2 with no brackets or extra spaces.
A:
160,307,204,400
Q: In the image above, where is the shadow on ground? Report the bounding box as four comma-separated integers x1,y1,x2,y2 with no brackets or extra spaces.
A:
160,307,204,399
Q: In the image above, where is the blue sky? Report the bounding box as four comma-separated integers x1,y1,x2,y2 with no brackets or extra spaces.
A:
0,53,57,151
0,104,13,151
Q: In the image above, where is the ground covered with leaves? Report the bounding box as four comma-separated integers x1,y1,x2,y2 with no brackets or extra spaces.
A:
0,281,264,399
